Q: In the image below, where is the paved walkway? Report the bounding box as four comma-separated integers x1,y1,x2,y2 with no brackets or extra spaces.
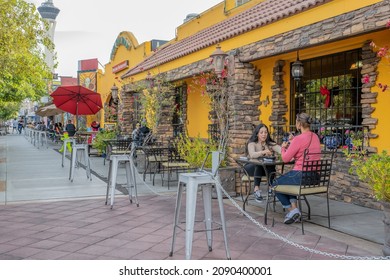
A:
0,133,387,260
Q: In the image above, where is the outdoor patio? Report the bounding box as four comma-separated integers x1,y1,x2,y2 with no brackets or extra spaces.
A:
0,133,386,260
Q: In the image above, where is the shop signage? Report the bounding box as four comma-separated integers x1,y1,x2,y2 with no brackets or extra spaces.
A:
112,60,129,73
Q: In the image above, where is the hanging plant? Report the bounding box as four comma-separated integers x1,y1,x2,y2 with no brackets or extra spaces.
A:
103,103,117,123
189,68,230,154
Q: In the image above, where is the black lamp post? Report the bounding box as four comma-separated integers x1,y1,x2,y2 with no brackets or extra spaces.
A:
210,44,228,78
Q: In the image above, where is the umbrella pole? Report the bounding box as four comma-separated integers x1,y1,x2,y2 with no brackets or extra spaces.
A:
76,102,79,130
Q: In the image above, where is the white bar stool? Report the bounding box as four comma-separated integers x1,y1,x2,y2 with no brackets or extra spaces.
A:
61,138,75,167
69,143,91,182
37,131,48,149
28,129,34,143
33,130,38,146
105,153,139,209
169,152,230,260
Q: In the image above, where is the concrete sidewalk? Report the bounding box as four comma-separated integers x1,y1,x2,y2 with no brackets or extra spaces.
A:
0,133,386,260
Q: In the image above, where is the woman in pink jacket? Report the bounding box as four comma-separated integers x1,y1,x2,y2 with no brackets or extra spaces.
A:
273,112,321,224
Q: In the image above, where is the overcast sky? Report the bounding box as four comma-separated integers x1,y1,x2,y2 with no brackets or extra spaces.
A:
27,0,222,77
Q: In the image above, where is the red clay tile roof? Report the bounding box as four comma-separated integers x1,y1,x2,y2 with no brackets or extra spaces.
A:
122,0,331,78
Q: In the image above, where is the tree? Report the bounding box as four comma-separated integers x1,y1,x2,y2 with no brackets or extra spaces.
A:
0,100,20,120
0,0,54,119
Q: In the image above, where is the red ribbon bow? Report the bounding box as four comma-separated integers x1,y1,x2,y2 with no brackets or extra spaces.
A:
320,85,331,108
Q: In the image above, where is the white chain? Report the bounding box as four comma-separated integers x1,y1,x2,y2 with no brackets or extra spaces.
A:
206,171,390,260
129,157,177,198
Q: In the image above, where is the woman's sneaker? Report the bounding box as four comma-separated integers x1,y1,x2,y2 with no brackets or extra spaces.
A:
284,208,301,224
253,190,263,202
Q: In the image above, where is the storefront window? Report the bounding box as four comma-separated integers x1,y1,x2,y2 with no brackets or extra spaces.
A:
290,49,364,148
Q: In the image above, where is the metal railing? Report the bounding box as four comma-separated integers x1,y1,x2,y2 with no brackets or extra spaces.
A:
269,124,369,151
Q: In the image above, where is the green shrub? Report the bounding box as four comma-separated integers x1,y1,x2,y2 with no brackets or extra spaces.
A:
92,130,116,154
345,149,390,202
175,134,224,168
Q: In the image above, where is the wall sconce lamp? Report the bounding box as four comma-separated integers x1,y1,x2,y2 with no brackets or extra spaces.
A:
111,84,119,104
291,51,304,81
210,44,228,78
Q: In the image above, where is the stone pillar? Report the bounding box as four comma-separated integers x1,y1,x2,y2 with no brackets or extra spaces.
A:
227,56,261,161
361,41,380,153
119,90,138,136
178,85,188,136
269,60,288,143
156,89,176,144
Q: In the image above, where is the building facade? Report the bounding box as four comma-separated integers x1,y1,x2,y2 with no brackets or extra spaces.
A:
97,31,167,133
102,0,390,209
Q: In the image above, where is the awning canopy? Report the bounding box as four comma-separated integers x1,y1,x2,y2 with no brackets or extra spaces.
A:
35,104,65,117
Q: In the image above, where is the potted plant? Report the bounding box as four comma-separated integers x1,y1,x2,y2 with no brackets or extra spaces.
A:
92,129,116,156
319,127,342,150
175,134,220,169
344,146,390,256
175,134,236,197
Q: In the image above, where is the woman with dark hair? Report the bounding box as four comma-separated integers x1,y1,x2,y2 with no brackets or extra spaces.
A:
273,112,321,224
54,123,60,134
244,124,281,202
57,122,63,132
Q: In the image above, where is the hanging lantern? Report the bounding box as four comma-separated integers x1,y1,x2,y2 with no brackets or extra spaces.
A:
210,44,228,78
111,84,119,103
291,51,304,81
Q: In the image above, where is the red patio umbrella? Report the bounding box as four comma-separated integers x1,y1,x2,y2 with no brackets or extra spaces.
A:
50,85,103,129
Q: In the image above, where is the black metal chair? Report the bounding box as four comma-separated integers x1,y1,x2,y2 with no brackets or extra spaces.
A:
104,138,133,165
234,158,254,211
140,146,169,183
268,150,334,234
158,146,191,188
234,156,290,214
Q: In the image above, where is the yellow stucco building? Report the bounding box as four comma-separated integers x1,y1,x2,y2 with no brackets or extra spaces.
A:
97,0,389,208
94,31,167,129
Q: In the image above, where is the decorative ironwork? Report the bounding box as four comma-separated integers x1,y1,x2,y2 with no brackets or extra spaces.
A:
270,124,369,151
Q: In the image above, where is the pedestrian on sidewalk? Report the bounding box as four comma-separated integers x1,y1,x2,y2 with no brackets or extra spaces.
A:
12,119,18,134
17,119,24,134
